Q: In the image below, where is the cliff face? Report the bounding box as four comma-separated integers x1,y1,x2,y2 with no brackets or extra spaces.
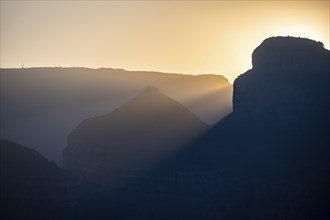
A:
233,37,329,127
251,37,328,71
63,87,208,186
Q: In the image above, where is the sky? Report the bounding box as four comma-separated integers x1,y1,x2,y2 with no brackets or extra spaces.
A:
1,1,329,82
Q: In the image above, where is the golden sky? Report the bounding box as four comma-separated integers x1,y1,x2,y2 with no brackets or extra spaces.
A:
1,1,329,82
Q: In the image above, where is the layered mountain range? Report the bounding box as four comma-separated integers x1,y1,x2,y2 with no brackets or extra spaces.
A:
1,36,329,220
0,68,232,164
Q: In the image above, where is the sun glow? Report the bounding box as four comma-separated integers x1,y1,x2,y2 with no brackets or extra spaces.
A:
1,1,329,81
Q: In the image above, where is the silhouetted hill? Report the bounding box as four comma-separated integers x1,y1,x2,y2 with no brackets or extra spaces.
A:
63,87,208,187
0,139,80,220
100,37,330,219
0,68,232,164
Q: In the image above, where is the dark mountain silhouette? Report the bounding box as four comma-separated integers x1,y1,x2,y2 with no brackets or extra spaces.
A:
0,68,232,164
2,36,329,220
0,139,81,220
81,37,329,219
63,87,209,187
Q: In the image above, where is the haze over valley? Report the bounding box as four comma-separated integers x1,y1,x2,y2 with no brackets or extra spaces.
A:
0,68,232,164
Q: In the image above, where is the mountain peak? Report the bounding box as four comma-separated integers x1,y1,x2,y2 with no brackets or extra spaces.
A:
143,86,160,93
63,88,208,185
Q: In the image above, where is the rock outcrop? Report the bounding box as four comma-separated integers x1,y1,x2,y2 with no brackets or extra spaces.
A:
233,37,329,128
63,87,209,186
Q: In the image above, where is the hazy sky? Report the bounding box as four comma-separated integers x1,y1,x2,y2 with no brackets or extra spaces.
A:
1,1,329,82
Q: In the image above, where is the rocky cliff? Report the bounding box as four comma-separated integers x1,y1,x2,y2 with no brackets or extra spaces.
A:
233,37,329,128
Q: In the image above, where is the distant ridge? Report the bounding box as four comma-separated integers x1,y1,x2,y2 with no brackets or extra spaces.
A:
0,67,232,164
